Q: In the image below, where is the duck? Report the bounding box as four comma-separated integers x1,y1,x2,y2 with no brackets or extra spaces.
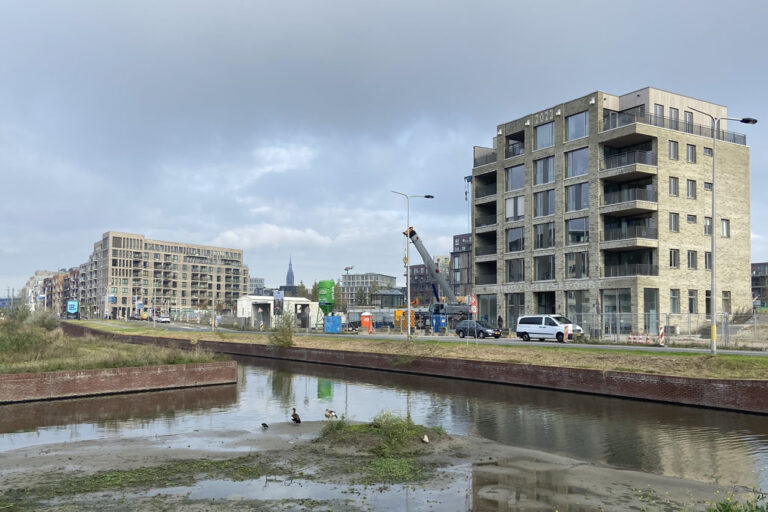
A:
291,408,301,424
324,409,338,420
261,423,269,429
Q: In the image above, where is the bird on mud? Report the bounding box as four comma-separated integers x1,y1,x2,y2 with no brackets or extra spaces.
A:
291,408,301,424
324,409,338,420
261,423,269,429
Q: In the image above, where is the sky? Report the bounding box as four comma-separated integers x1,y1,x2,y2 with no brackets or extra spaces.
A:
2,0,768,294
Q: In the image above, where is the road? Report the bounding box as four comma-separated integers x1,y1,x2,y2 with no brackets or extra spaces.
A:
83,319,768,357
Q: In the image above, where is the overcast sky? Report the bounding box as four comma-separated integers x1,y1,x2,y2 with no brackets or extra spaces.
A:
2,0,767,294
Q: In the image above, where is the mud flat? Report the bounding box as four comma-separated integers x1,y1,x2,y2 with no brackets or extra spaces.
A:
0,421,755,511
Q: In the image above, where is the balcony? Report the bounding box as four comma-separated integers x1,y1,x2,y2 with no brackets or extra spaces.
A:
599,151,657,181
600,189,658,216
601,112,747,145
601,226,658,251
473,146,497,167
604,263,659,277
475,273,497,285
475,245,496,257
475,214,497,228
475,184,497,199
505,142,525,159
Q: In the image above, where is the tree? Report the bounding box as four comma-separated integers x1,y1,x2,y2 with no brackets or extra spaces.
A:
296,281,309,299
333,284,346,312
310,281,319,302
355,287,366,306
370,279,380,297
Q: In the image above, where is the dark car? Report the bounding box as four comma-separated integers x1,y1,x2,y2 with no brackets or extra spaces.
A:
455,320,501,339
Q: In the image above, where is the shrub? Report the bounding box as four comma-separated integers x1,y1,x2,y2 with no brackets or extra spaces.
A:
28,310,60,331
268,313,295,347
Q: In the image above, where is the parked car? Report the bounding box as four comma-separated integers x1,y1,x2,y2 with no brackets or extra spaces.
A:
157,316,171,324
455,320,501,339
515,314,583,343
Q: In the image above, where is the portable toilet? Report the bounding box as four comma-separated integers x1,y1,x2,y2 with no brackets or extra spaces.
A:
360,312,373,334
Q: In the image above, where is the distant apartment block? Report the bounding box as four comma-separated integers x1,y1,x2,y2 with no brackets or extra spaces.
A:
752,262,768,303
409,255,450,306
249,277,266,295
450,233,472,298
21,270,56,312
340,272,397,308
79,231,249,319
471,87,751,333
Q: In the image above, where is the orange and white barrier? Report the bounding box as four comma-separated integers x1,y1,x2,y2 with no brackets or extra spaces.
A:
658,326,665,346
563,325,569,342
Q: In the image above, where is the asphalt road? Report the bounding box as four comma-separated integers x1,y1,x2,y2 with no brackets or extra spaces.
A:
85,319,768,357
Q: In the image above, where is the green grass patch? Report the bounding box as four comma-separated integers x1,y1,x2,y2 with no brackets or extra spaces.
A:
363,456,423,484
708,492,768,511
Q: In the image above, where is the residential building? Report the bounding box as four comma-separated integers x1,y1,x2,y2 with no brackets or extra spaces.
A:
450,233,473,298
79,231,249,319
471,87,751,334
340,272,397,308
21,270,56,312
752,262,768,304
42,271,67,315
249,277,266,295
409,255,450,306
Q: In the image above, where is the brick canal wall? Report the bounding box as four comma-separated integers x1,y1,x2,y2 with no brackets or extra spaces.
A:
62,323,768,414
0,341,237,404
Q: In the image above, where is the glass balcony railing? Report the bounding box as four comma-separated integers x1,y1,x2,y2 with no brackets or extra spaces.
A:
475,246,496,256
601,151,656,170
603,189,658,205
475,274,497,285
601,112,747,145
475,214,497,227
475,184,497,198
474,147,497,167
505,142,525,159
602,226,658,241
604,264,659,277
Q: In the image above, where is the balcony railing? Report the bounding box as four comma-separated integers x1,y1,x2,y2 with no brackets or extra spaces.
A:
475,214,497,227
604,263,659,277
475,184,497,198
602,226,658,241
474,147,497,167
475,246,496,256
601,151,656,170
475,274,497,285
505,142,525,159
601,112,747,145
603,188,658,205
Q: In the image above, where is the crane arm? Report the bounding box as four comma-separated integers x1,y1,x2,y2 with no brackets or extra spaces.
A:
404,227,458,303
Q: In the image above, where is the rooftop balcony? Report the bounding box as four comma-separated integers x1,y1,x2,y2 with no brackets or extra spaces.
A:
601,112,747,145
473,146,497,167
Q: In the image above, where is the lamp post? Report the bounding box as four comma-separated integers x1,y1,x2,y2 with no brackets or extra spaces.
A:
391,191,434,341
344,265,354,310
687,107,756,355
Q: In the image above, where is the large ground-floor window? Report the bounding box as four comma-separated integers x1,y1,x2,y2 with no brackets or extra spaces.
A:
602,288,632,334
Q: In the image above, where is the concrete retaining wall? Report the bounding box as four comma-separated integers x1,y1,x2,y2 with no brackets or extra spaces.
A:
0,359,237,404
62,323,768,414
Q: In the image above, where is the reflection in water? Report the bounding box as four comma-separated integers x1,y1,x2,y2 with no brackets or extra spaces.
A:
1,355,766,493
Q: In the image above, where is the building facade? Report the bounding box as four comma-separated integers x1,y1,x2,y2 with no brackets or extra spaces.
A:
79,231,249,319
249,277,266,295
471,87,751,334
340,272,397,308
409,255,450,306
21,270,56,312
450,233,473,298
752,262,768,304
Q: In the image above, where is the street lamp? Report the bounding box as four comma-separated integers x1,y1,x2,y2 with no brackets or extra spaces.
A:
391,191,434,341
344,265,354,309
688,107,756,355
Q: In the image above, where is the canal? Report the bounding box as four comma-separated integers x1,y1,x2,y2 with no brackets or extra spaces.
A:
2,356,767,496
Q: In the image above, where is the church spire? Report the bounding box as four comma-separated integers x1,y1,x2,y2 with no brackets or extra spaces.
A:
286,257,295,287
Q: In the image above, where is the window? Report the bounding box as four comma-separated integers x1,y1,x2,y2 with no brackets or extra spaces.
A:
684,111,693,133
534,156,555,184
704,147,713,156
535,122,554,150
705,251,712,270
565,182,589,211
721,219,730,238
688,290,698,313
687,250,697,270
534,222,555,249
687,214,697,224
704,182,712,191
565,217,589,245
565,147,589,178
722,291,731,314
669,140,678,160
654,104,664,126
566,252,588,279
669,107,679,130
505,164,525,191
534,189,555,217
670,249,679,268
686,179,696,199
566,111,589,141
506,259,524,282
111,287,117,294
506,227,525,252
505,196,525,221
669,177,679,196
686,144,696,163
705,217,712,235
534,255,555,281
669,213,679,232
670,289,680,314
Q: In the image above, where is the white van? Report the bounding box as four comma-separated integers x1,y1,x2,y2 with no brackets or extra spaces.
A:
515,314,583,343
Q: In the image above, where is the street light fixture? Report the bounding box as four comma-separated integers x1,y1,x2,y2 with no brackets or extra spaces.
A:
688,107,757,355
391,191,434,342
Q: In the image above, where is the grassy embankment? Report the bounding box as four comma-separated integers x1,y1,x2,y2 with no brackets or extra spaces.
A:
0,308,221,375
75,320,768,380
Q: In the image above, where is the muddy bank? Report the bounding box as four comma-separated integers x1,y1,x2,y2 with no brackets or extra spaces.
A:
0,422,754,511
